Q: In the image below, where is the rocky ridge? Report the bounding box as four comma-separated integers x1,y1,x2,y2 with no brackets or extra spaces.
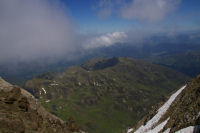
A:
127,75,200,133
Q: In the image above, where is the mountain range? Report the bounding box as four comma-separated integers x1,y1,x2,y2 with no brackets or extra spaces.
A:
1,32,200,85
149,48,200,77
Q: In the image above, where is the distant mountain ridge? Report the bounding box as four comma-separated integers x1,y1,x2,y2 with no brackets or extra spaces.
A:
25,57,189,133
1,33,200,85
149,48,200,77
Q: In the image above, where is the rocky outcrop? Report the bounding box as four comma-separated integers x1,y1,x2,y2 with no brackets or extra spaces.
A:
161,75,200,133
0,77,84,133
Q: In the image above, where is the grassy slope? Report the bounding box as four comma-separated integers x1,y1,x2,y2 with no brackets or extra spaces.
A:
25,57,189,133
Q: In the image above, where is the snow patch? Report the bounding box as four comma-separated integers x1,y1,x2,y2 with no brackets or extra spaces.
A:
134,85,186,133
197,112,200,118
146,117,170,133
127,128,134,133
176,125,200,133
175,126,194,133
50,83,59,86
93,82,100,86
163,128,171,133
42,87,47,94
45,100,50,103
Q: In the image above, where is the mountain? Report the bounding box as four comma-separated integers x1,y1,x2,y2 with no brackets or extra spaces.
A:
0,77,84,133
25,57,189,133
126,75,200,133
148,48,200,77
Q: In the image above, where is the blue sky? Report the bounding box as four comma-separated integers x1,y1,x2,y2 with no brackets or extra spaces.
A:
61,0,133,33
60,0,200,33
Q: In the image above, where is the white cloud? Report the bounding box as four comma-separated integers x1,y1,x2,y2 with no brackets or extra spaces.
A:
94,0,125,18
120,0,181,22
84,32,127,49
0,0,77,63
95,0,181,22
97,0,113,18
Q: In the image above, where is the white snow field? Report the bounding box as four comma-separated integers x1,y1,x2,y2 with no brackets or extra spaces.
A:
127,85,186,133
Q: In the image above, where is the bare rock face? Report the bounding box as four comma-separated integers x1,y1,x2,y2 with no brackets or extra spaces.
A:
18,96,29,111
5,87,21,104
0,77,84,133
161,74,200,133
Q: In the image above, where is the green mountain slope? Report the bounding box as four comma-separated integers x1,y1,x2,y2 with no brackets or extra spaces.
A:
149,49,200,77
25,57,189,133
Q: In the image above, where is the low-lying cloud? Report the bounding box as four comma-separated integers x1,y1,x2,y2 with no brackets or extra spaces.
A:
84,32,127,49
0,0,77,63
0,0,188,65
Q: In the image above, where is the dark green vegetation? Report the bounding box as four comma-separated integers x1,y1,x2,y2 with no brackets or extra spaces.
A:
0,77,82,133
25,57,189,133
149,48,200,77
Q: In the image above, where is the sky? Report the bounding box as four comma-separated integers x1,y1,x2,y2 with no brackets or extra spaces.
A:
0,0,200,64
61,0,200,33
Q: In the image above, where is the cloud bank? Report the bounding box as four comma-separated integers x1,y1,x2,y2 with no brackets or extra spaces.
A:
0,0,185,65
84,32,127,49
0,0,77,63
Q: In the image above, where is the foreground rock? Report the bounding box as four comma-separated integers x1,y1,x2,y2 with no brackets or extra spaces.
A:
0,77,84,133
